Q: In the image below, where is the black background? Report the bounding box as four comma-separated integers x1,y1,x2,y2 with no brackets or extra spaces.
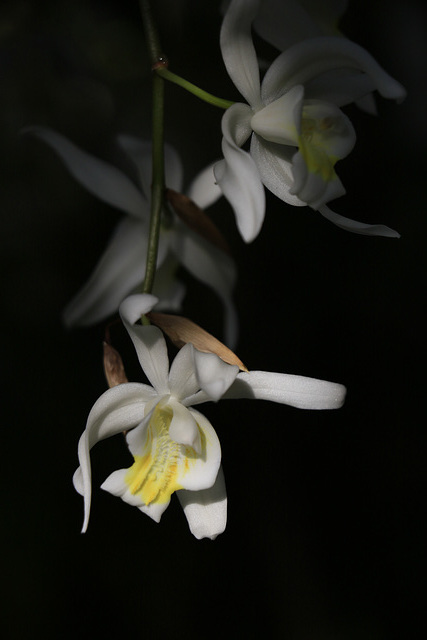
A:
1,0,426,638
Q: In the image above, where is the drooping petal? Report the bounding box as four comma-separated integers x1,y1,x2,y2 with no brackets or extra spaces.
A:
251,85,303,145
177,466,227,540
250,135,306,206
168,342,200,401
186,162,223,210
119,295,170,395
261,36,406,106
73,382,154,532
63,218,149,327
192,350,239,402
117,135,184,194
170,226,239,348
224,370,346,409
215,104,265,243
25,126,147,218
220,0,263,108
319,205,401,237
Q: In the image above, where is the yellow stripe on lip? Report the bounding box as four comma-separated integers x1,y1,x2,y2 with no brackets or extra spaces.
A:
125,402,196,506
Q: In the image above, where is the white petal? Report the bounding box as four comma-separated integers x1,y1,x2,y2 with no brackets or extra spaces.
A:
168,343,199,400
193,350,239,402
220,0,262,108
168,398,202,454
25,126,147,218
186,162,223,210
63,218,148,327
73,382,153,532
177,466,227,540
117,135,183,195
250,135,306,206
319,205,401,237
119,295,171,394
261,36,406,105
251,85,303,145
215,104,265,243
225,370,346,409
170,227,239,348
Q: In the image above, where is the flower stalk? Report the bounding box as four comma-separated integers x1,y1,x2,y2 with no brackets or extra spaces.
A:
155,66,234,109
139,0,166,300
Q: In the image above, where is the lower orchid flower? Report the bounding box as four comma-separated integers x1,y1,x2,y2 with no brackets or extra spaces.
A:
73,293,346,540
216,0,405,242
25,127,238,347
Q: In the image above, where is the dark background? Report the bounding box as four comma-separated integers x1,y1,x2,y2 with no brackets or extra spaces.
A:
1,0,425,638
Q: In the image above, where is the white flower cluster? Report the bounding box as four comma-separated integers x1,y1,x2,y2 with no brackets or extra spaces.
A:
29,0,404,539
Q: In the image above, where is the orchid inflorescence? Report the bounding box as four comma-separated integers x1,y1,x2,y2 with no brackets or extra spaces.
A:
29,0,404,539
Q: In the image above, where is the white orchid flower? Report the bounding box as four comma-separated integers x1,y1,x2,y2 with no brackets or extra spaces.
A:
215,0,406,242
73,293,346,540
26,127,238,347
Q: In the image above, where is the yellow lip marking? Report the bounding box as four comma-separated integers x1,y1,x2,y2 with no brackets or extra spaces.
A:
299,115,339,182
125,403,200,506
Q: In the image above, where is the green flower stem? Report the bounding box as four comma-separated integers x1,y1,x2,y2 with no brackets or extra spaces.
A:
155,67,234,110
139,0,165,306
142,72,165,300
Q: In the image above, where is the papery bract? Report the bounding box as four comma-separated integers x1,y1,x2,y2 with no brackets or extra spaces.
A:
73,294,346,539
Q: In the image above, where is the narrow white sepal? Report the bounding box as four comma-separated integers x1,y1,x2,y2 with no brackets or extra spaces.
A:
319,205,401,237
24,126,147,218
225,370,346,410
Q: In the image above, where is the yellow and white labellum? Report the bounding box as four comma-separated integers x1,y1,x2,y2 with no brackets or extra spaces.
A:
101,401,221,523
297,100,356,182
125,401,199,506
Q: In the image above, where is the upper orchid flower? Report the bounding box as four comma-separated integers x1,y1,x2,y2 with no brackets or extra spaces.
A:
26,127,238,347
73,293,346,540
215,0,406,242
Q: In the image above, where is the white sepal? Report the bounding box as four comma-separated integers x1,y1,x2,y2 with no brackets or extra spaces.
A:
25,126,147,218
225,370,346,410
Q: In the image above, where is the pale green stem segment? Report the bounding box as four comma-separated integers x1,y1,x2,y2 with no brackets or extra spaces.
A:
139,0,166,323
156,67,234,110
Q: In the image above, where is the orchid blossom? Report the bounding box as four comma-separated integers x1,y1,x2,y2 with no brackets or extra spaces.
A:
73,294,346,540
215,0,406,242
26,127,238,347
